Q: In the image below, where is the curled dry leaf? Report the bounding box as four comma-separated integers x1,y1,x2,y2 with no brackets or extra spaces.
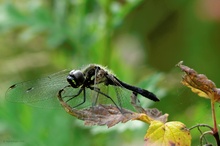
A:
177,61,220,103
57,89,168,127
177,61,219,138
144,121,191,146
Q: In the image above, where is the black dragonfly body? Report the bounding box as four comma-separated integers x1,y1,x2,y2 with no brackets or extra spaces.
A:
6,64,159,110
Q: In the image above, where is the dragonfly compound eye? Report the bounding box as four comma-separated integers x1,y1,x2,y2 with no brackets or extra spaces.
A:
68,70,85,87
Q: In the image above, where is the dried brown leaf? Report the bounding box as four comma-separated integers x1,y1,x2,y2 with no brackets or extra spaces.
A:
75,105,136,127
57,89,168,127
177,61,220,103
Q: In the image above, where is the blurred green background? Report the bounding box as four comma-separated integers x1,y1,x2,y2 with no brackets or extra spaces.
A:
1,0,220,145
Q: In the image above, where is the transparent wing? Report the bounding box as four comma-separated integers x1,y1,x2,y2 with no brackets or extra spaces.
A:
60,86,96,110
59,80,131,110
94,75,135,111
5,70,70,108
107,82,135,111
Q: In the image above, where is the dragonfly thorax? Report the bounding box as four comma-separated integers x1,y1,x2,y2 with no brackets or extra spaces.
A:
67,70,85,88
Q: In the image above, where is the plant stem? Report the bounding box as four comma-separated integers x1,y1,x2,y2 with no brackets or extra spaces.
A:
189,124,213,131
213,132,220,146
211,100,218,133
211,100,220,145
200,131,212,146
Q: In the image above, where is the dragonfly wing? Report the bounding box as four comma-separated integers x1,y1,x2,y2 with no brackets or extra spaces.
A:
105,74,136,111
5,70,70,108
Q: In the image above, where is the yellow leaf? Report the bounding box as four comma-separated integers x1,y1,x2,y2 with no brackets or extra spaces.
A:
144,121,191,146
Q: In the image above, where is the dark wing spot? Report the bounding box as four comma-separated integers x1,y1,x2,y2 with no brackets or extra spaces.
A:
9,84,17,89
26,87,34,92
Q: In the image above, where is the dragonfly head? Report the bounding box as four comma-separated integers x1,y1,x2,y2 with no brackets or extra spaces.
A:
67,70,85,88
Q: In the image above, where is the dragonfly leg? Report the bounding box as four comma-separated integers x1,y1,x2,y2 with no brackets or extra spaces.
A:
92,89,100,107
89,86,122,112
61,87,87,108
65,87,84,103
71,88,86,108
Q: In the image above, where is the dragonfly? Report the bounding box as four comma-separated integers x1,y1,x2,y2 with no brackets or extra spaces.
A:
5,64,159,111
